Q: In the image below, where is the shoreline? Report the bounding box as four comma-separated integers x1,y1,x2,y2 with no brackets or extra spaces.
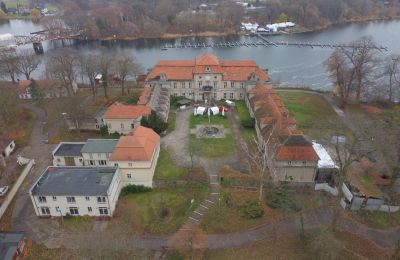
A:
92,16,400,42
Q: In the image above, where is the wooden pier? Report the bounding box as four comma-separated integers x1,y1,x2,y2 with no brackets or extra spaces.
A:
161,34,388,51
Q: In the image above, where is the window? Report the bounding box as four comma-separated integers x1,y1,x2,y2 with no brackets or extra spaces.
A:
66,196,76,203
127,173,132,179
288,161,292,165
223,93,227,99
302,161,307,165
52,196,57,201
188,82,191,88
114,163,118,167
214,76,217,79
182,92,186,96
128,163,132,167
231,82,234,88
99,160,107,166
38,196,46,203
173,82,177,88
224,82,227,88
213,81,217,87
199,76,202,79
230,93,234,99
85,196,90,201
97,197,106,203
88,207,92,212
121,123,124,130
99,208,109,215
89,160,95,166
69,207,79,215
181,82,185,88
198,81,202,88
79,158,83,162
241,83,245,88
55,206,60,212
57,158,61,162
41,207,50,215
214,93,217,99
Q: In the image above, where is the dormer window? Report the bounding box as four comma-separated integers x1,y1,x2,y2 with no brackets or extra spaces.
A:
205,66,211,73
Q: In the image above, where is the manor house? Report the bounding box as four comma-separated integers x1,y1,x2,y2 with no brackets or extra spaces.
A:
145,53,269,101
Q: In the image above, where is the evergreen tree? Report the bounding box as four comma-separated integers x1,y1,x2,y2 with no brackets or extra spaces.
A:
0,2,7,14
140,110,167,134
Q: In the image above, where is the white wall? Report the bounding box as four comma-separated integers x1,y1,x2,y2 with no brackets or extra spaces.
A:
103,118,142,134
53,156,84,166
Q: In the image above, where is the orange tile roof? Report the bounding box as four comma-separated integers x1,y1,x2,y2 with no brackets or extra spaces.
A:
276,146,319,161
110,126,160,161
103,102,151,119
146,53,269,81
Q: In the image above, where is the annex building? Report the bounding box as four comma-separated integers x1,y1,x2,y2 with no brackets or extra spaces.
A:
145,53,269,102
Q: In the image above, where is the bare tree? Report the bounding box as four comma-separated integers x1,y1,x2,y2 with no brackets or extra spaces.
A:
62,95,88,134
98,52,114,99
16,49,41,80
384,55,400,103
78,53,100,98
243,124,279,202
46,49,78,97
325,49,356,109
115,55,142,96
0,51,20,84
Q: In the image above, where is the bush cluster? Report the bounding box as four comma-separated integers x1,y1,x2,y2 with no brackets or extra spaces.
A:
266,186,299,212
241,118,255,128
120,184,152,197
238,200,264,219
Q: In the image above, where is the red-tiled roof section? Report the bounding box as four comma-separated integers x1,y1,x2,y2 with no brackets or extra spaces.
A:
110,126,160,161
138,86,152,105
146,53,269,81
276,135,319,161
103,102,151,119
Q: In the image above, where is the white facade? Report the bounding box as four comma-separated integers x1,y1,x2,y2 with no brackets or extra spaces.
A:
111,143,160,188
82,151,114,167
53,155,84,166
103,118,142,135
30,168,121,217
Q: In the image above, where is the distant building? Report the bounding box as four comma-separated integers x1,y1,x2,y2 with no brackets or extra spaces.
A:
145,53,269,102
0,138,15,158
102,102,151,134
274,135,319,183
18,79,78,100
30,167,121,217
0,231,31,260
64,107,106,132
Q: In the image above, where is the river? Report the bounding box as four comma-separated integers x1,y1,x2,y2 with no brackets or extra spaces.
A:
1,19,400,90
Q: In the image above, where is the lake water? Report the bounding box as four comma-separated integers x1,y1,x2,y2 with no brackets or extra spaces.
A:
1,19,400,90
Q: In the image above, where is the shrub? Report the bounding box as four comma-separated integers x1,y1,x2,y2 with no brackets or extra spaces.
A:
120,184,152,197
238,200,264,219
241,118,255,128
141,110,168,134
266,186,299,212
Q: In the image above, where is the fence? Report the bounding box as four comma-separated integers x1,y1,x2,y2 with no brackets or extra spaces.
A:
315,183,338,196
0,159,35,220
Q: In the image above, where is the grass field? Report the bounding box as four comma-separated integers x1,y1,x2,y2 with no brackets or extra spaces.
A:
235,101,256,140
110,182,209,234
348,210,400,229
190,114,230,129
154,148,188,180
166,112,176,134
189,133,235,157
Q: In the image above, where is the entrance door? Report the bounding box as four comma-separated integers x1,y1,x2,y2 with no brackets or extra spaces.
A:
65,157,75,166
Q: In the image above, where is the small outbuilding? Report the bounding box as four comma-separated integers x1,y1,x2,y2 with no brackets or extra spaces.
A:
0,138,16,158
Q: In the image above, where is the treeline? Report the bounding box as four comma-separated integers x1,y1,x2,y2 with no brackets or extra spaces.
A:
45,0,400,39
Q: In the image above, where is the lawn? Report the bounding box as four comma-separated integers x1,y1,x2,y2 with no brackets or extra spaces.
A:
110,182,209,234
189,114,230,129
154,148,188,180
3,0,29,9
7,108,36,146
347,210,400,229
235,101,256,140
200,187,284,234
48,128,101,144
166,112,176,134
203,229,391,260
189,133,235,157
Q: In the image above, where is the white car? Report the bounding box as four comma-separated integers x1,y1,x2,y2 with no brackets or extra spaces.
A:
0,186,9,196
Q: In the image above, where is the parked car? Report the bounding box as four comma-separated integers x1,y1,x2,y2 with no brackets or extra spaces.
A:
0,186,9,196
